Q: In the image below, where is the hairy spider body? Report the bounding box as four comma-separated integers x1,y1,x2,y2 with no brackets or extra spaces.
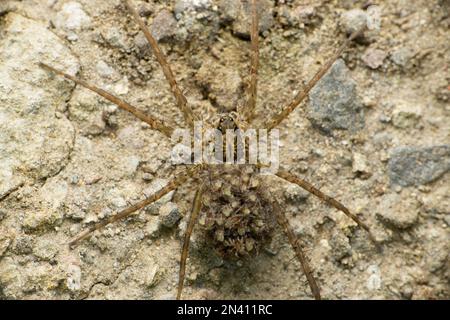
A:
40,0,374,300
197,115,275,259
200,165,275,258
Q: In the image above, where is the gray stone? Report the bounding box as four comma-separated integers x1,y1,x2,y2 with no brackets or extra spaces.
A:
172,0,219,44
376,193,419,229
53,2,91,41
54,2,91,32
391,103,422,129
362,48,387,69
159,202,181,228
352,152,372,179
340,8,379,43
220,0,274,38
134,31,151,58
151,9,178,42
340,9,368,35
329,231,351,261
95,60,119,80
388,145,450,187
174,0,212,16
101,26,128,50
284,184,310,203
391,47,415,68
307,59,365,134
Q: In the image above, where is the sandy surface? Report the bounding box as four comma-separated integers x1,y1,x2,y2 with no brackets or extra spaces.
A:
0,0,448,299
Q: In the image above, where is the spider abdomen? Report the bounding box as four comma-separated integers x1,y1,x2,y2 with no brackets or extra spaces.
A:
199,165,275,258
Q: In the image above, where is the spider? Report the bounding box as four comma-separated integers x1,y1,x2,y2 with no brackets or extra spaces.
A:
39,0,373,300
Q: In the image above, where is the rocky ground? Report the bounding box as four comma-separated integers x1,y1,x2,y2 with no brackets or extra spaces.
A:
0,0,449,300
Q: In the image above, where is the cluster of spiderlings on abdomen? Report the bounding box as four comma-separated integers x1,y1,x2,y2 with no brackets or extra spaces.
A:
198,165,276,258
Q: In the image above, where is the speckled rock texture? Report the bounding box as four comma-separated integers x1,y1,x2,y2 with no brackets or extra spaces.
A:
0,0,448,300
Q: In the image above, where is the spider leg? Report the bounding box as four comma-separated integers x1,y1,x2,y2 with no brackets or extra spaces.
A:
68,166,201,248
259,187,321,300
242,0,260,123
276,169,371,234
264,26,366,130
177,183,205,300
124,0,198,128
39,63,173,138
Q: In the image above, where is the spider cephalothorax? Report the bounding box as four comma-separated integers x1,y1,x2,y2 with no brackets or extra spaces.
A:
217,113,238,133
40,0,373,300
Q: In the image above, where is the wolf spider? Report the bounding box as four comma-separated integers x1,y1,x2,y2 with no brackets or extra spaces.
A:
39,0,373,300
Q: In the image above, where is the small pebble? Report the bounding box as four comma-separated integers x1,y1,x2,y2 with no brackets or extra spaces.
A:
390,47,415,68
138,2,154,17
220,0,274,38
352,152,372,179
67,264,82,292
159,202,181,228
329,232,351,261
388,145,450,187
391,103,422,129
366,265,382,291
308,59,365,133
54,2,91,32
102,26,127,50
96,60,117,79
174,0,212,16
377,196,419,229
362,48,387,69
145,216,160,238
151,9,177,42
340,9,367,35
134,31,151,57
